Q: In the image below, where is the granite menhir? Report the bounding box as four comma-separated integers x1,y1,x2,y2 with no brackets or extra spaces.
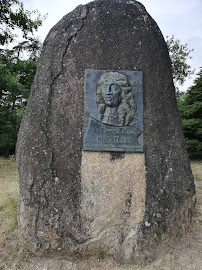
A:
16,0,195,262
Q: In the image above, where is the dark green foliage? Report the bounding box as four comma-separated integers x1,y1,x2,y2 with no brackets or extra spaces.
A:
0,50,38,156
0,0,43,156
0,0,45,45
178,70,202,159
166,35,194,86
166,36,201,158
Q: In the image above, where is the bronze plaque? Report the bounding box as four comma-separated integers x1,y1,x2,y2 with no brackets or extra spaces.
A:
83,69,143,152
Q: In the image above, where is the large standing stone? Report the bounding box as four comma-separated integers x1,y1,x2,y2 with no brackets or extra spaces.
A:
17,0,195,262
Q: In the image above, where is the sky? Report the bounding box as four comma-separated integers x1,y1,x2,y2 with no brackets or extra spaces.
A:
23,0,202,91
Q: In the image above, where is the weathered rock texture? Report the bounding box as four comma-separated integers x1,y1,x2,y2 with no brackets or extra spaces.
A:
17,0,195,262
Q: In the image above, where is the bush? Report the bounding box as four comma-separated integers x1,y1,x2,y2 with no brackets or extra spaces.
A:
178,70,202,159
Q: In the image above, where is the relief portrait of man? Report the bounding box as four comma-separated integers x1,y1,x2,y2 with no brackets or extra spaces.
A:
96,71,138,126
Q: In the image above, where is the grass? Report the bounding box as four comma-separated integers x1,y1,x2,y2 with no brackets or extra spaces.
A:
191,160,202,225
0,157,19,231
190,160,202,182
0,158,200,235
0,157,19,269
98,250,105,260
0,157,201,269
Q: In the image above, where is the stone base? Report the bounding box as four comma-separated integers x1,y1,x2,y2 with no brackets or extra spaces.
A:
80,152,145,259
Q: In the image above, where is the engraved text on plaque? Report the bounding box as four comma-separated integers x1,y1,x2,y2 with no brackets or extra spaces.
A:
83,69,143,152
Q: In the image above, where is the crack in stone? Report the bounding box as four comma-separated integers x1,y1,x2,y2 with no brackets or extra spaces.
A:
31,7,89,240
30,170,36,198
45,5,89,169
33,206,41,248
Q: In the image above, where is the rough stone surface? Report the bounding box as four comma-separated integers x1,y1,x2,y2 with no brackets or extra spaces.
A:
80,152,145,260
16,0,195,262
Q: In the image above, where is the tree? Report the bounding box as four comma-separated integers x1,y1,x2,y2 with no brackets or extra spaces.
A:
178,70,202,159
0,0,45,45
166,35,194,87
12,36,42,60
166,36,202,159
166,36,194,101
0,49,39,156
0,0,44,157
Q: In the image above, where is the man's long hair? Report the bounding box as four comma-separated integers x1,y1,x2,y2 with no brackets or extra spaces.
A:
96,72,138,126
